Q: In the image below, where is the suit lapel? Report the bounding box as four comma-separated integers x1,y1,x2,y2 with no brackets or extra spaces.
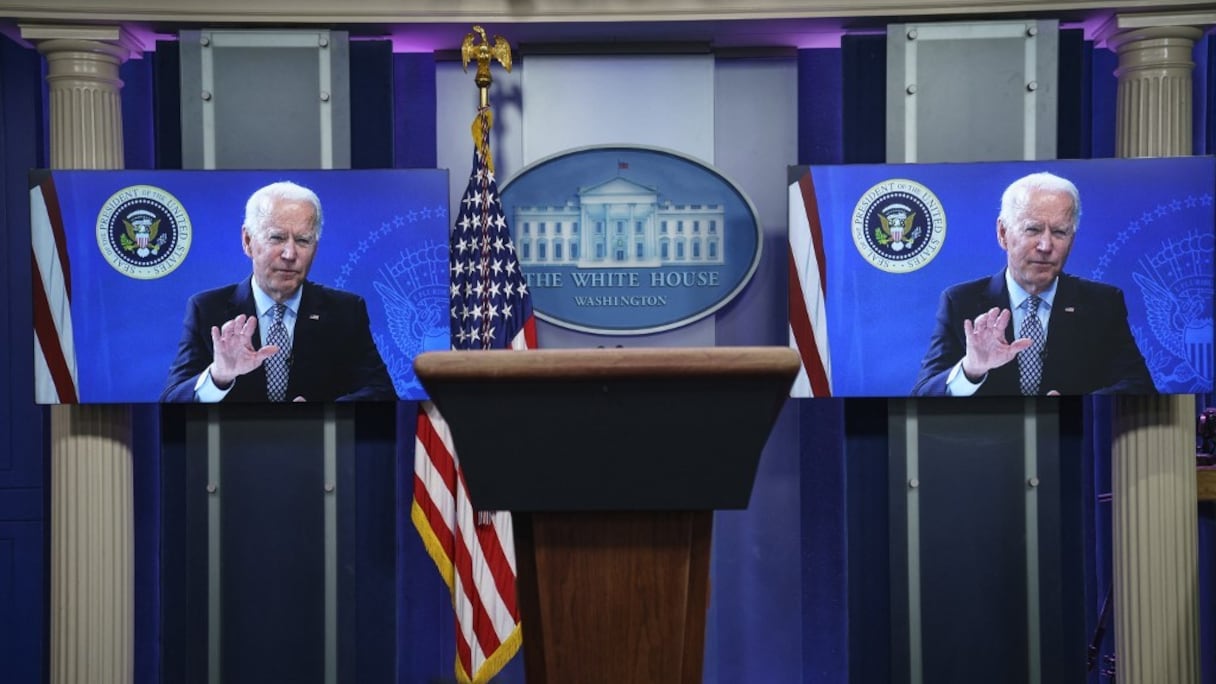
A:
228,277,262,346
289,282,325,395
1042,275,1080,385
225,277,272,401
980,270,1019,394
984,271,1013,343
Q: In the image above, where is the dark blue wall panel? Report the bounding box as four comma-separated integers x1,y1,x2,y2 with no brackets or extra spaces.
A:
153,41,182,170
158,404,196,684
0,522,44,684
351,402,397,684
351,40,394,170
1046,398,1088,683
706,405,803,683
844,399,891,684
1193,34,1209,156
799,398,847,684
1201,501,1215,684
1058,29,1089,159
132,404,162,684
841,35,886,165
396,401,458,683
121,56,156,169
798,48,844,166
122,45,164,684
1207,35,1215,155
393,53,437,170
220,407,327,684
1089,47,1117,159
794,50,849,681
0,31,48,684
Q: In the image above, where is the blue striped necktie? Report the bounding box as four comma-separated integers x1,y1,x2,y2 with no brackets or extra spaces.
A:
1018,295,1045,395
264,303,291,402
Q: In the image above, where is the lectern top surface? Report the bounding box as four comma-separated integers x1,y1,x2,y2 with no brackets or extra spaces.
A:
414,346,800,382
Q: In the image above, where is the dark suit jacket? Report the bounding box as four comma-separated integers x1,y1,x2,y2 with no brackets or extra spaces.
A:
161,279,396,402
912,271,1156,396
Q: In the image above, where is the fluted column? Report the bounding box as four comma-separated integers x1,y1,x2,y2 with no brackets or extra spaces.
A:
1106,21,1203,684
1112,395,1199,683
1110,26,1202,158
21,23,140,684
48,406,134,684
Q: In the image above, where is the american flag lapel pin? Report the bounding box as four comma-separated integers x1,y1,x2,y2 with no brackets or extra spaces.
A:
309,314,320,320
1064,306,1076,313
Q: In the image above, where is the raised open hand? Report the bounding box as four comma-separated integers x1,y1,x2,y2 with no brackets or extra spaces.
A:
961,307,1032,381
209,314,279,388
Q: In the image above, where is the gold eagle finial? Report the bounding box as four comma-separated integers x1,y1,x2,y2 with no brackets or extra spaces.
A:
461,25,512,107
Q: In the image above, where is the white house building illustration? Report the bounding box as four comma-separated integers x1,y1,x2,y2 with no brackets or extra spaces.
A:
513,175,726,269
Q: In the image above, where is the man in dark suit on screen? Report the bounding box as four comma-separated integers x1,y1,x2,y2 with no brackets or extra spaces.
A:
912,171,1156,397
161,181,396,403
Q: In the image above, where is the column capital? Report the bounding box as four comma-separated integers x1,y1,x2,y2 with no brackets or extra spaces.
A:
1093,12,1210,50
21,22,131,168
18,23,146,61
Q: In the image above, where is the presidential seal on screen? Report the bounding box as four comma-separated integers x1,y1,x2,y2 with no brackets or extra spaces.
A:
96,185,192,280
852,179,945,273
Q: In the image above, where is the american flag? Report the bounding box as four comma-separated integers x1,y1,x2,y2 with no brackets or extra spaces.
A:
30,172,80,403
788,169,832,397
411,105,536,684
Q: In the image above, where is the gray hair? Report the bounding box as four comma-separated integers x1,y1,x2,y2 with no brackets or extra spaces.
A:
243,181,324,240
998,171,1081,232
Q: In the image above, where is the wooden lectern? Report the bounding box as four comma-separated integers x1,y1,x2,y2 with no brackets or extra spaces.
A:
414,346,800,684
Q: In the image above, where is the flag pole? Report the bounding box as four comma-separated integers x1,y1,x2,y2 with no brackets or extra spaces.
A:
409,23,527,684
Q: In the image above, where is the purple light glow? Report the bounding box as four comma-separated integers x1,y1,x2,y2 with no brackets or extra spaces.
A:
1065,11,1116,45
379,19,857,54
385,31,450,54
126,25,175,53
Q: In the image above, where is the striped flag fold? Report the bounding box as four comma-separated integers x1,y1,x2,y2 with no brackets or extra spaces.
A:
30,173,79,404
789,169,832,398
412,105,537,684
